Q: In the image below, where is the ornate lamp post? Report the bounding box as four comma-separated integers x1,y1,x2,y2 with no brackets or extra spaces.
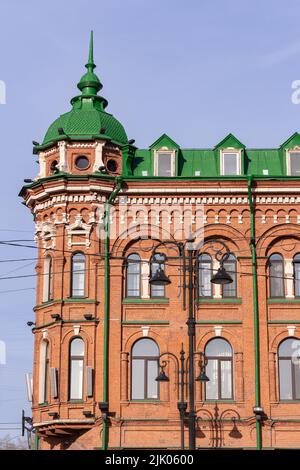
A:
149,238,232,450
155,346,209,450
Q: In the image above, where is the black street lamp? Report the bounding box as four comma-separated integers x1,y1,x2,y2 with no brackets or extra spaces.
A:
155,346,209,450
149,238,232,450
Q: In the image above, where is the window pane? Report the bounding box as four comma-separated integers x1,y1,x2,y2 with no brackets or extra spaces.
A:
147,360,158,399
71,338,84,356
290,153,300,176
70,359,84,399
44,344,49,402
294,362,300,399
131,359,144,399
221,360,232,399
199,255,212,297
72,254,85,297
269,256,284,297
205,359,218,399
157,153,172,176
279,359,293,400
205,338,232,357
127,255,140,297
222,256,237,297
223,153,238,175
132,338,159,357
151,254,165,297
295,260,300,297
279,338,300,357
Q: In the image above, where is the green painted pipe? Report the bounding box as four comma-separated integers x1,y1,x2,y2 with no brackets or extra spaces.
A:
247,175,262,450
102,176,123,450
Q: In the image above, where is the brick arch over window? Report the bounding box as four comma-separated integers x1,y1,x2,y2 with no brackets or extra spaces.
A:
256,224,300,258
111,224,177,257
194,224,250,256
123,329,166,353
197,328,242,352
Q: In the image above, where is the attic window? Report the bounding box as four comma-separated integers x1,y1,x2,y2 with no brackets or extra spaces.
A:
221,151,240,176
154,151,175,177
289,152,300,176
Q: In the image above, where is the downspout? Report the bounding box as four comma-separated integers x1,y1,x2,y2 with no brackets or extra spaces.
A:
102,175,123,450
247,175,262,450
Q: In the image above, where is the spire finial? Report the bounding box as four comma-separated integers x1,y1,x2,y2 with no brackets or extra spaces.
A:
76,31,104,100
86,30,95,71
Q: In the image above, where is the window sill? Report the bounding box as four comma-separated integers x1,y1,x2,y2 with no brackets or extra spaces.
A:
38,402,49,407
128,400,162,403
203,400,236,403
64,298,99,304
196,298,242,304
68,400,85,404
277,400,300,404
122,298,169,304
267,298,300,304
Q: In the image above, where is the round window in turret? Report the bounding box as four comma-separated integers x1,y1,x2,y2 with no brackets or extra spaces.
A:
107,159,118,173
75,155,89,169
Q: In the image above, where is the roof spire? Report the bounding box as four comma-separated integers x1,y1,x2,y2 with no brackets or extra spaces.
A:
77,30,103,98
86,30,95,71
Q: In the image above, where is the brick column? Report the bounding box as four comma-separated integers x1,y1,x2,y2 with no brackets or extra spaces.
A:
285,259,294,299
268,352,277,402
121,351,129,401
235,352,244,402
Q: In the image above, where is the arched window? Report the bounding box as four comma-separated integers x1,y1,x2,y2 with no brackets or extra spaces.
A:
294,254,300,297
71,253,86,297
222,254,237,298
39,341,49,403
278,338,300,400
151,253,165,298
126,254,141,297
69,338,84,400
269,253,284,298
199,253,212,297
131,338,159,400
43,256,53,302
205,338,233,400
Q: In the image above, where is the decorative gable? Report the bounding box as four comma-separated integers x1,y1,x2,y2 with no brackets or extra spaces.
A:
149,133,180,150
280,132,300,149
214,133,245,150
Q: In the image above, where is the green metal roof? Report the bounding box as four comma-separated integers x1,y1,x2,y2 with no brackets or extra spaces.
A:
39,31,127,149
131,132,300,178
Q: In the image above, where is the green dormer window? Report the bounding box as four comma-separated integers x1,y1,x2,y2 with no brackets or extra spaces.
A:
154,150,176,176
288,151,300,176
221,150,241,176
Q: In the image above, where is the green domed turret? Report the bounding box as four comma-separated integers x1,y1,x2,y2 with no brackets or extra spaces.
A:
40,31,128,149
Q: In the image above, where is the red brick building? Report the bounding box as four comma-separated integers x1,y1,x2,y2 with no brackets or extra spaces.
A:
20,33,300,450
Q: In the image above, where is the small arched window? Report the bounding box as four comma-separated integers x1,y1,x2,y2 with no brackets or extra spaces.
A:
69,338,84,400
71,253,86,297
222,254,237,298
43,256,53,302
126,254,141,298
131,338,159,400
269,253,284,298
151,253,165,298
278,338,300,400
294,254,300,297
205,338,233,400
39,340,49,404
199,253,212,297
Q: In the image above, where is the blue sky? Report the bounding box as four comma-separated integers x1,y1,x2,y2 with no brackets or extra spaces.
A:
1,0,300,441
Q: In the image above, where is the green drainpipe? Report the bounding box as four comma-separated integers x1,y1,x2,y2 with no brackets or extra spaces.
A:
33,433,40,450
247,175,262,450
102,176,123,450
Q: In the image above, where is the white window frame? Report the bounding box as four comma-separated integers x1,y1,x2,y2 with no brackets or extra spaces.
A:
220,148,241,176
286,148,300,176
154,148,176,177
